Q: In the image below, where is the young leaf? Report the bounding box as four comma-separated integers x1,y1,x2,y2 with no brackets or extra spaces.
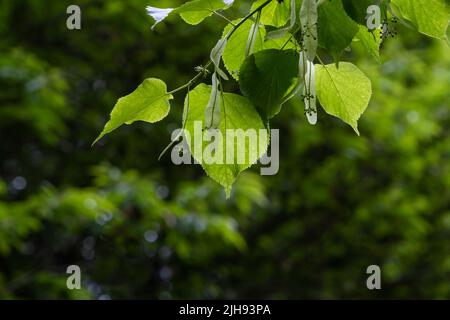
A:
265,28,291,41
315,62,372,135
317,0,359,63
222,19,266,80
264,34,298,50
251,0,291,27
239,49,299,121
300,0,318,62
391,0,450,41
354,25,381,63
94,78,172,144
266,0,297,40
184,84,268,197
177,0,235,25
204,72,222,129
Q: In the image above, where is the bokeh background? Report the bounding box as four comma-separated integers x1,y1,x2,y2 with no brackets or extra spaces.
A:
0,0,449,299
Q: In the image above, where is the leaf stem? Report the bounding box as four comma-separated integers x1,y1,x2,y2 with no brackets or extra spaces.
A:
167,61,212,95
226,0,272,40
212,10,235,25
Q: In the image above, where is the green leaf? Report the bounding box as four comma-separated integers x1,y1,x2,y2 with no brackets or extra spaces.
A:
176,0,235,25
281,51,307,106
266,0,297,40
315,62,372,134
239,49,299,121
222,19,266,80
354,24,381,63
391,0,449,41
184,84,268,197
263,34,298,50
251,0,291,27
94,78,172,144
318,0,359,62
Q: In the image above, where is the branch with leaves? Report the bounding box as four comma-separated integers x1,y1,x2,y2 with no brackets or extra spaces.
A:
93,0,450,196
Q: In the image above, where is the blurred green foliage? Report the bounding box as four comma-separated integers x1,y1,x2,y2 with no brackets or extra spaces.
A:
0,0,449,299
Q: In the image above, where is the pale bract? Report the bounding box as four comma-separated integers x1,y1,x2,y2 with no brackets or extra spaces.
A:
146,6,174,30
303,60,317,125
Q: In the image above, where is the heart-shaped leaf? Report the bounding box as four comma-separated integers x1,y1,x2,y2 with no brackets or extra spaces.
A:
94,78,172,144
184,84,268,197
315,62,372,134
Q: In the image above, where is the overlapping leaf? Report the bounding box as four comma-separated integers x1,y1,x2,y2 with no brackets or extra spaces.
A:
222,19,266,80
317,0,359,62
251,0,291,27
239,49,299,121
184,84,268,197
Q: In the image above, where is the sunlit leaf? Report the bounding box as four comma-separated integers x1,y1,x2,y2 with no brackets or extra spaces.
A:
316,62,372,134
177,0,235,25
251,0,290,27
391,0,449,41
94,78,172,144
222,19,266,80
184,84,268,197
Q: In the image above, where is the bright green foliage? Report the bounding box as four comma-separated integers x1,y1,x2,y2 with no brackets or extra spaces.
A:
315,62,372,134
222,19,266,80
177,0,234,25
318,0,359,62
354,25,381,63
265,0,297,40
183,84,268,197
391,0,450,41
239,49,299,121
95,0,450,195
94,78,172,144
263,34,298,50
251,0,291,27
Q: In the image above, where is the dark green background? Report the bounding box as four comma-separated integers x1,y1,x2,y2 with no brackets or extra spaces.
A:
0,0,449,299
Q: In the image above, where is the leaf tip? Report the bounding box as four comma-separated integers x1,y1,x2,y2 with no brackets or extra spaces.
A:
225,186,232,199
91,132,105,146
352,124,360,136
